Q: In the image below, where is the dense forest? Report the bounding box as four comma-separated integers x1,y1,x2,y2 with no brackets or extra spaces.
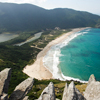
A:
0,3,100,32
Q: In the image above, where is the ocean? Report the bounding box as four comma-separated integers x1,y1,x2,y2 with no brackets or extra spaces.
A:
43,28,100,82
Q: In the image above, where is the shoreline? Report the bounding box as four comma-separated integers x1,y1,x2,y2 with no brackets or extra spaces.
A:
23,27,89,80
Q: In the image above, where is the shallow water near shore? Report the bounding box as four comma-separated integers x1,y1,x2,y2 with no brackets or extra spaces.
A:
43,28,100,82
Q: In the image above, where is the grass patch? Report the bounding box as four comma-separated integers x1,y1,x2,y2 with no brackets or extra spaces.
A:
27,79,87,100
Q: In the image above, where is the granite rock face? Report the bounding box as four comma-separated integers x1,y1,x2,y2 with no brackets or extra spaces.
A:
84,75,100,100
75,88,86,100
0,68,11,100
87,74,96,86
1,68,100,100
62,83,68,100
9,77,34,100
0,68,11,95
62,81,85,100
1,93,8,100
23,96,29,100
38,82,55,100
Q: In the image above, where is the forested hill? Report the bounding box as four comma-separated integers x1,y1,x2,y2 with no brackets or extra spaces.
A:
0,2,100,32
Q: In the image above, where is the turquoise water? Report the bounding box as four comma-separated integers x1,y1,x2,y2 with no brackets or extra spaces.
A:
59,28,100,81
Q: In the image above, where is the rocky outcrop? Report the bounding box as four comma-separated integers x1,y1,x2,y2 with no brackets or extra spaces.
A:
56,98,60,100
62,75,100,100
0,68,100,100
0,68,11,100
0,68,34,100
75,88,86,100
84,74,100,100
87,74,96,86
9,77,34,100
23,96,29,100
38,82,55,100
62,81,85,100
62,83,68,100
1,93,8,100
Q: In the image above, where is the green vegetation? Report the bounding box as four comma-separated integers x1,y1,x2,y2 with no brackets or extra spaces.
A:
0,30,40,45
0,28,87,99
0,3,97,99
96,19,100,28
0,29,71,96
27,79,86,100
0,3,100,32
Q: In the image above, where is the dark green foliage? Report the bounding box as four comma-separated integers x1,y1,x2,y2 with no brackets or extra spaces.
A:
0,30,39,45
0,45,35,94
0,29,70,95
0,3,100,32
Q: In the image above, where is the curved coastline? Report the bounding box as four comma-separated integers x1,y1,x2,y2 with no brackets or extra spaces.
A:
23,27,90,82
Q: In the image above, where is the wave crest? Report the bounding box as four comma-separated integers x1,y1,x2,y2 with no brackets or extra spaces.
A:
43,29,89,82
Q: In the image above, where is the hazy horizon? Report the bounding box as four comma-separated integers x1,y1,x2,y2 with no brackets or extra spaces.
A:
0,0,100,16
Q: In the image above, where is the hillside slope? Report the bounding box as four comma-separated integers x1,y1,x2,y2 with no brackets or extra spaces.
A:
0,3,100,31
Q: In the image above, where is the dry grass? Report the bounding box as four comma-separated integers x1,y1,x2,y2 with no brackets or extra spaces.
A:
76,84,87,95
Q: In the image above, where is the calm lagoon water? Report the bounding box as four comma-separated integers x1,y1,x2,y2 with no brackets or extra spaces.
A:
14,32,43,46
0,33,18,43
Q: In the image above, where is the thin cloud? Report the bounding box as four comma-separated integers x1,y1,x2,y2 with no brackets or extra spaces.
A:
0,0,47,4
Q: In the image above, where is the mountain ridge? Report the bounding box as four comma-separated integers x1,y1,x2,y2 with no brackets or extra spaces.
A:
0,2,100,32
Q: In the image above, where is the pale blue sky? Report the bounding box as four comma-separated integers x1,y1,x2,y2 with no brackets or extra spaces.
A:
0,0,100,15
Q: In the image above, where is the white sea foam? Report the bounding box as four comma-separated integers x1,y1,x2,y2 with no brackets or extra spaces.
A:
61,73,88,83
43,29,89,82
85,28,91,32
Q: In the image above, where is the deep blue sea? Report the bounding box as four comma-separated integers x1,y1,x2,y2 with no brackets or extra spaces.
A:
59,28,100,81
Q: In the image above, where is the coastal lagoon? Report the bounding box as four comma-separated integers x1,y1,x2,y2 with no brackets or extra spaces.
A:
0,32,18,43
43,28,100,82
14,32,43,46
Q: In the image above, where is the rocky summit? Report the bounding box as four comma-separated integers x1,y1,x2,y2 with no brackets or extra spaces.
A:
62,81,85,100
84,74,100,100
0,68,11,99
9,77,34,100
38,82,55,100
0,68,100,100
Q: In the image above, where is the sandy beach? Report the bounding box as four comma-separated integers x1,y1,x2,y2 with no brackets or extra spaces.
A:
23,27,89,80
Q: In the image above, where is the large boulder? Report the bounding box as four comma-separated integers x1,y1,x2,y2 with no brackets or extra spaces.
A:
23,96,29,100
87,74,96,86
84,74,100,100
62,81,85,100
1,93,8,100
38,82,55,100
75,88,85,100
9,77,34,100
0,68,11,99
62,83,68,100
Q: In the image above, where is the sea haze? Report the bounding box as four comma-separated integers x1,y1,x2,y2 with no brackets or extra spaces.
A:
43,28,100,82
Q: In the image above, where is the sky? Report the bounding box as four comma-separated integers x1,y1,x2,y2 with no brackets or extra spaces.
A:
0,0,100,15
